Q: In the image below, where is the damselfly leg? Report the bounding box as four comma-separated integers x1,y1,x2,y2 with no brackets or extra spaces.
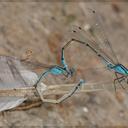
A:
114,72,126,91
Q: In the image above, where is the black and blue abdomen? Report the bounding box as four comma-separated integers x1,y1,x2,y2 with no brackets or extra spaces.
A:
110,64,128,75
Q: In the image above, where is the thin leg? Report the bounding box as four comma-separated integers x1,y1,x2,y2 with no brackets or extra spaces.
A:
127,78,128,84
116,73,125,89
114,72,125,91
118,77,126,83
41,80,85,104
114,77,124,91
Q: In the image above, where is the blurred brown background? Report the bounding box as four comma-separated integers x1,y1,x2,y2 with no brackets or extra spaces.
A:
0,1,128,127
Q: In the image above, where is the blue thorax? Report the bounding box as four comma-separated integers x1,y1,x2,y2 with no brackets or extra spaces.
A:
50,66,66,75
107,63,128,75
36,66,66,85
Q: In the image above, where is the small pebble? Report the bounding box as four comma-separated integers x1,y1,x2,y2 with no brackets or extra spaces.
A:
83,107,89,113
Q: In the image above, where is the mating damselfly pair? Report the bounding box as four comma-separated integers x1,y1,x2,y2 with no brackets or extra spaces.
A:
0,9,127,112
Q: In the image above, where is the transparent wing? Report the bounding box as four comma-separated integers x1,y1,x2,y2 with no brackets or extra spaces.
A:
0,56,38,88
67,25,117,66
21,59,57,72
68,39,128,92
63,35,114,78
84,9,119,64
59,24,118,92
0,56,38,112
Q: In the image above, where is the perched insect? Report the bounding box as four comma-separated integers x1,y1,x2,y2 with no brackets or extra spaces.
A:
62,9,128,91
33,44,85,103
0,55,84,112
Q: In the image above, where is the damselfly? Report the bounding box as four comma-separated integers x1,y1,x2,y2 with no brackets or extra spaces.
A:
62,9,128,91
0,55,84,112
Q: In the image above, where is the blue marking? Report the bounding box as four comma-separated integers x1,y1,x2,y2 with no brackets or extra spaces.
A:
80,79,85,84
35,67,66,86
50,67,65,75
109,64,128,75
61,48,69,70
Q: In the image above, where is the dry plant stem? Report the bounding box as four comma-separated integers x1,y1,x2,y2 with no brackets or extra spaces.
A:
0,82,115,112
12,100,42,111
0,82,113,97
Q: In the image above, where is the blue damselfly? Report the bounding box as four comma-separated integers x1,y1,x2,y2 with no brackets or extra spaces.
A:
0,55,84,112
62,9,128,91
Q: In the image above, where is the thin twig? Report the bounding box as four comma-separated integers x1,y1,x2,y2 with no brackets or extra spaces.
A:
0,81,113,98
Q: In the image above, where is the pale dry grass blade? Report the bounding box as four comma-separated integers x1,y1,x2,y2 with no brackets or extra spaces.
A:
0,81,115,99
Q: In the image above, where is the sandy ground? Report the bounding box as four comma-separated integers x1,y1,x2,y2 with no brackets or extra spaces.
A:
0,1,128,127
